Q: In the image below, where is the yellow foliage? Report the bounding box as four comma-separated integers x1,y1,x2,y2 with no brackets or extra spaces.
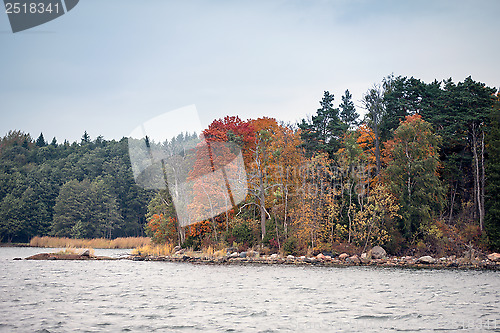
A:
350,184,400,248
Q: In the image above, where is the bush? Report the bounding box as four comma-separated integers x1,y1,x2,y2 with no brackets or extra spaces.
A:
224,218,258,248
283,237,298,256
232,221,256,245
182,235,201,251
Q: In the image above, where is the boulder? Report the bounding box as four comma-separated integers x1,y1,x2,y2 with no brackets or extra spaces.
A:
338,253,349,260
360,253,370,264
270,253,279,260
417,255,436,264
316,253,326,261
368,246,386,259
239,252,247,258
347,255,360,264
287,255,295,260
229,252,239,258
487,253,500,262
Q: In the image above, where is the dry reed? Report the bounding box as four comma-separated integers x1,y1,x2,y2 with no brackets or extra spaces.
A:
30,236,151,249
131,243,175,256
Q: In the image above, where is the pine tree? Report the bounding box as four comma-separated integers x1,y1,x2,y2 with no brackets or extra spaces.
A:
81,131,90,144
36,133,47,147
299,91,343,158
339,89,359,129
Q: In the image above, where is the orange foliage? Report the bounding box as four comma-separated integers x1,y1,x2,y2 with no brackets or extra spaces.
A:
147,213,178,244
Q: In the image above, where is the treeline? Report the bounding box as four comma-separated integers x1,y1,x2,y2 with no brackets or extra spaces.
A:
146,76,500,256
1,75,499,255
0,132,151,242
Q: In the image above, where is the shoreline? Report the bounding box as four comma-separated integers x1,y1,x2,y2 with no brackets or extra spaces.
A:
127,255,500,271
14,247,500,271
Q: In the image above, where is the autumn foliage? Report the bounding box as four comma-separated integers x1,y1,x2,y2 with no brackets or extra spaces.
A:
145,77,500,256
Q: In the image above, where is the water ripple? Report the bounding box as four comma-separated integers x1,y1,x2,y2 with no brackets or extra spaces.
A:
1,247,499,332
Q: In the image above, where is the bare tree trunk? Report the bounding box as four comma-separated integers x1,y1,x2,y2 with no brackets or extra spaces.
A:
448,182,457,224
347,181,353,244
472,124,484,231
480,130,486,232
259,171,266,241
374,126,381,177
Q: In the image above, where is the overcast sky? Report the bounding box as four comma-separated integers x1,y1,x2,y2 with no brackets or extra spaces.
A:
1,0,499,143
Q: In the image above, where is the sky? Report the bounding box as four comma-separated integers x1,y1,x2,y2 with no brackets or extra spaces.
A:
1,0,499,143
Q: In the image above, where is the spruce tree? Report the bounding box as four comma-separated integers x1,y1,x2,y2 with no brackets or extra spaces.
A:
339,89,359,129
36,133,47,147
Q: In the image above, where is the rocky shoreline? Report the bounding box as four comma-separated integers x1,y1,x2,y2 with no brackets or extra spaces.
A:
20,247,500,270
128,249,500,271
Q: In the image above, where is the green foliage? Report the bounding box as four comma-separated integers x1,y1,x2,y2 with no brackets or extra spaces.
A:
339,89,359,129
51,178,123,239
283,237,298,256
0,132,151,242
299,91,344,158
485,103,500,250
383,115,444,238
230,219,256,245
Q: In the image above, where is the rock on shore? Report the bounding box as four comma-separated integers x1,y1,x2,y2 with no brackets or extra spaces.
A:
25,252,115,260
124,250,500,271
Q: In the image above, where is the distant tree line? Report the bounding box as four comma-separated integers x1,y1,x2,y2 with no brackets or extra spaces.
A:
0,132,151,242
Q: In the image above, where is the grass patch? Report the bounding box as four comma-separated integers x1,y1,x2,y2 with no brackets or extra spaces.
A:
30,236,151,249
131,242,230,258
132,243,175,256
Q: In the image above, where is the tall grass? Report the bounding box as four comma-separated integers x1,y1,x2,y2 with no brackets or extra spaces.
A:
131,243,175,256
30,236,151,249
131,243,229,258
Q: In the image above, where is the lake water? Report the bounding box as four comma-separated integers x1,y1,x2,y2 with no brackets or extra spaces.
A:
0,247,499,332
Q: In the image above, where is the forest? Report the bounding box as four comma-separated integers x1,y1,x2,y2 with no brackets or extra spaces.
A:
1,75,499,256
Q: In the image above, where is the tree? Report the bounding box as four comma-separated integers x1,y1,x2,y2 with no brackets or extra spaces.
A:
247,118,278,240
419,77,497,230
351,184,400,251
81,131,90,144
51,178,123,238
50,137,58,147
339,89,359,129
383,114,444,238
362,85,386,177
36,133,47,147
290,153,334,250
299,91,343,158
336,131,366,243
485,95,500,250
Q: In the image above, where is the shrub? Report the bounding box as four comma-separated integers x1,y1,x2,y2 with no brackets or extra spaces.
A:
283,237,298,256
